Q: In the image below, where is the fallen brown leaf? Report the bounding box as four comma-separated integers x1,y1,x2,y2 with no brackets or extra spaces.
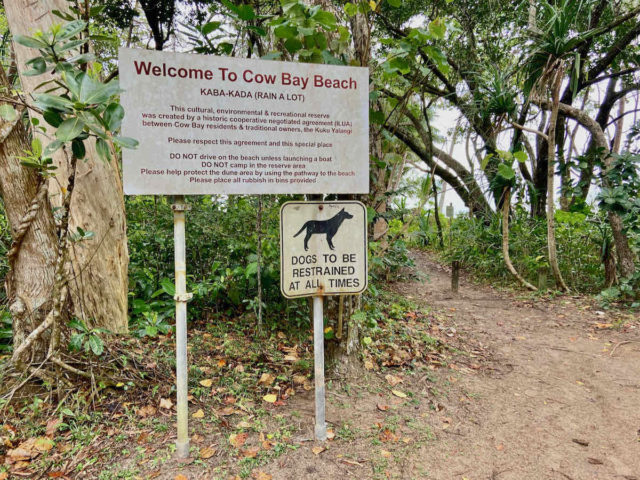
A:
385,374,403,387
199,379,213,388
159,398,173,410
377,403,390,412
312,446,325,455
218,407,237,416
229,432,248,448
258,373,275,386
175,475,188,480
192,409,205,419
45,418,62,438
594,323,613,329
391,390,407,398
241,446,259,458
138,405,157,418
293,374,307,385
263,394,277,403
252,472,272,480
379,428,398,443
200,446,216,459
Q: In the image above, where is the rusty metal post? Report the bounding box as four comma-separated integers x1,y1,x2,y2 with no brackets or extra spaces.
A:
172,196,192,458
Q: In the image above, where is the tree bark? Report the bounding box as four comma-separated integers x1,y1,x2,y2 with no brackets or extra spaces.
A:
5,0,129,333
0,69,58,354
501,188,537,291
545,69,569,291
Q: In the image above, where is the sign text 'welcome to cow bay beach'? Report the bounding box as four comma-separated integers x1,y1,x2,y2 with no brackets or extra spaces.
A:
119,48,369,195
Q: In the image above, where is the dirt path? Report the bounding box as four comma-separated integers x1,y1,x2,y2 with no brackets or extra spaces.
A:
393,251,640,480
266,251,640,480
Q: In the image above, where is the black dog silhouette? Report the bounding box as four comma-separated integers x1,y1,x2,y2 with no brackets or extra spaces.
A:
293,208,353,251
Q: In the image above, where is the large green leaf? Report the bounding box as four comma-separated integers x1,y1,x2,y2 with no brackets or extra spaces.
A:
113,136,139,149
96,138,111,161
497,163,515,180
43,140,63,157
387,56,410,74
236,4,256,21
56,20,86,42
284,37,303,53
513,151,528,163
103,103,124,131
57,38,88,53
274,24,298,39
428,18,446,40
313,11,337,30
13,35,48,49
88,335,104,356
24,57,47,76
56,117,85,142
69,333,84,351
33,93,73,112
79,74,121,104
71,139,86,160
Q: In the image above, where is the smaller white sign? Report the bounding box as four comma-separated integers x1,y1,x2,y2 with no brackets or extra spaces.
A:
280,201,368,298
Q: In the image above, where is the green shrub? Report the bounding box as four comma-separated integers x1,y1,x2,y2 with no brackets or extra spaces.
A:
418,207,608,292
125,195,302,329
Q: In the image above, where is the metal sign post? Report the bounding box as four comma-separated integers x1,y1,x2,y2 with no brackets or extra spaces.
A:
280,201,367,441
172,196,192,458
313,296,327,441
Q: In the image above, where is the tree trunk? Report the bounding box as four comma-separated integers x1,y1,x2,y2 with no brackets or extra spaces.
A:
501,188,537,291
0,69,58,354
5,0,129,333
535,98,637,279
546,69,569,291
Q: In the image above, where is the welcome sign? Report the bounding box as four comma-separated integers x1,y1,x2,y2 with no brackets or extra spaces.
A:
119,48,369,195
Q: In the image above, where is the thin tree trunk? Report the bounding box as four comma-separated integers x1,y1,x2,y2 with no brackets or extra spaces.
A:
535,98,636,279
546,69,569,291
5,0,129,333
612,94,625,153
502,188,537,291
432,171,444,248
0,68,58,355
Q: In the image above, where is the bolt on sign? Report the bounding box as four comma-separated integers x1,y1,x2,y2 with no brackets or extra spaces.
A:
280,201,368,298
119,48,369,195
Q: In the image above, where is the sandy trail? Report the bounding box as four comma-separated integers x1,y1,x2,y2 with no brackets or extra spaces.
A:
391,251,640,480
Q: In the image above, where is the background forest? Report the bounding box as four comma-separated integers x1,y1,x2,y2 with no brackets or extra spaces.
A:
0,0,638,478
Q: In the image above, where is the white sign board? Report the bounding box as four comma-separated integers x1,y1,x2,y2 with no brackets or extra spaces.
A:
280,201,367,298
119,48,369,195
